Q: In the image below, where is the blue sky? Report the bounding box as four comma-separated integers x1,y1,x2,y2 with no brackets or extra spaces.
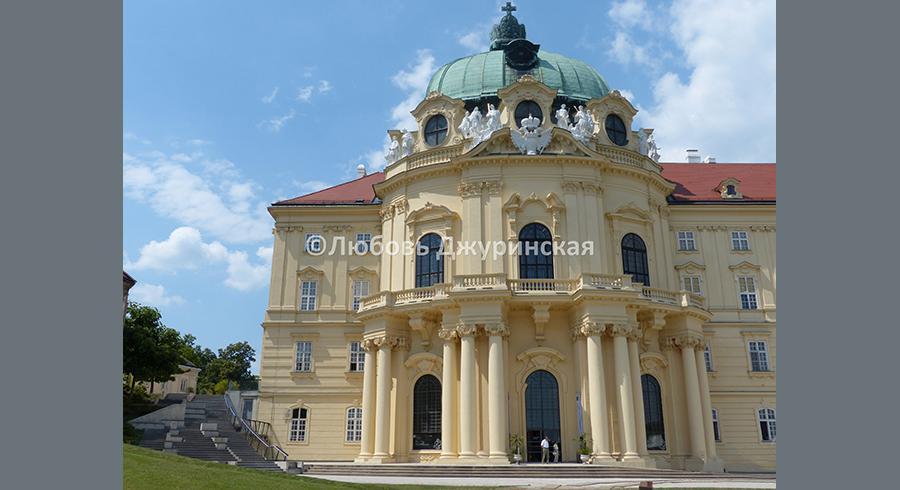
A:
124,0,775,372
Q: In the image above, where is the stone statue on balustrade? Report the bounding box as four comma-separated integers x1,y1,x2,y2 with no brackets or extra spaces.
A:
400,129,415,157
555,104,571,131
570,105,594,144
385,134,401,164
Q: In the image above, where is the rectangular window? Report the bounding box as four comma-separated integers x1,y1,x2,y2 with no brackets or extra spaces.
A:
305,233,323,253
712,409,721,442
681,274,703,295
677,231,697,251
295,341,313,372
731,230,750,251
299,280,317,311
289,407,308,442
738,276,758,309
348,341,365,372
758,408,776,442
748,340,770,372
704,343,714,371
351,280,370,312
355,233,372,254
345,407,363,442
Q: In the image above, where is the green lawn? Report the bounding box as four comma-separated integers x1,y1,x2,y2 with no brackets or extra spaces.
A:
123,444,493,489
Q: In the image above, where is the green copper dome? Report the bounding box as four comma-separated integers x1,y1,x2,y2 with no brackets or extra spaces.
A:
426,49,611,102
427,3,610,103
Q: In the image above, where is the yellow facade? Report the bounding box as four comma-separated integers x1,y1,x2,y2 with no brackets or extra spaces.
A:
257,63,774,474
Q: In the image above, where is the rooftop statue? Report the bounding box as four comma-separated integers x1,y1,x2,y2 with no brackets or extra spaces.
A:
400,130,415,157
511,113,552,155
385,134,401,164
639,128,661,162
484,104,501,135
570,105,594,144
555,104,571,131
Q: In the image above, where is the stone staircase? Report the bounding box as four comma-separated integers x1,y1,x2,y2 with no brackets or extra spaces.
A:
302,463,775,480
139,394,282,472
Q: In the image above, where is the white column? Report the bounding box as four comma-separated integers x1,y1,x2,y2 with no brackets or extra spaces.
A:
679,336,707,461
439,329,458,459
373,337,395,459
392,339,410,459
486,323,509,461
694,342,718,459
358,341,376,459
458,324,478,458
612,325,638,459
583,322,613,461
573,331,591,437
628,333,648,455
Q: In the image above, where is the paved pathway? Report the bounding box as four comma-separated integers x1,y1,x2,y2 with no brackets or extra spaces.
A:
303,474,776,488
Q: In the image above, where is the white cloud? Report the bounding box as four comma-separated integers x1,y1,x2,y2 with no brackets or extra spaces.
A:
458,30,489,53
610,31,656,68
609,0,653,30
261,86,279,104
389,49,436,130
640,0,776,162
123,151,271,244
258,109,296,132
295,86,314,102
130,283,186,306
127,227,271,292
317,80,332,94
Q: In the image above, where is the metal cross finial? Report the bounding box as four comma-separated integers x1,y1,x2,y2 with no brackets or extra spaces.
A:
501,2,517,15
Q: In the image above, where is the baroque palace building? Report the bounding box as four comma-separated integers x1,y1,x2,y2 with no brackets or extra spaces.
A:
257,5,775,473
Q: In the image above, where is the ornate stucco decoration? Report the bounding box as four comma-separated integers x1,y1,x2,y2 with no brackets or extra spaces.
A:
510,112,552,155
587,90,640,151
408,313,440,350
405,202,460,242
531,303,550,342
516,346,566,370
503,192,566,239
496,75,557,129
298,266,325,281
404,352,443,377
409,93,467,153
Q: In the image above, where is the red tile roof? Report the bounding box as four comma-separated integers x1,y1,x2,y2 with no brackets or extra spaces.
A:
273,172,385,205
273,164,775,205
661,163,776,202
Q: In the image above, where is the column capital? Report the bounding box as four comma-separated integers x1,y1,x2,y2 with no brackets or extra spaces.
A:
626,325,643,342
484,322,509,337
668,332,704,350
456,322,479,337
607,322,632,338
372,335,408,350
361,338,378,352
438,328,459,341
577,319,606,337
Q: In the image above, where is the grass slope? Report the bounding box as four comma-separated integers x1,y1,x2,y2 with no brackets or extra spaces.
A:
123,444,488,489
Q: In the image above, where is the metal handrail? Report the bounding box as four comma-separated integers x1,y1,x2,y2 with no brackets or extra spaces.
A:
223,394,288,462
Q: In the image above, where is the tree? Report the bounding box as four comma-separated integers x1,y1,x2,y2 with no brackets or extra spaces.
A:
197,341,257,393
123,302,186,389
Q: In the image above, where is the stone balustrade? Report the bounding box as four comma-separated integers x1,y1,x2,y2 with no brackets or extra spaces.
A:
356,273,707,313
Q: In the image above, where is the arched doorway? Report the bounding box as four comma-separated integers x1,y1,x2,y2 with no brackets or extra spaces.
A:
641,374,666,450
524,370,561,462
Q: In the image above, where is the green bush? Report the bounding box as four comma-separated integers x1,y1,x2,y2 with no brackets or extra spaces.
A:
124,422,144,445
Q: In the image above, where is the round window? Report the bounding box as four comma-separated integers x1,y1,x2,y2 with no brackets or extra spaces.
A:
605,114,628,146
514,100,543,128
424,115,448,146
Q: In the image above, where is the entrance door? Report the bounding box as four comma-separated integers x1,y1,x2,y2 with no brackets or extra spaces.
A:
524,370,561,462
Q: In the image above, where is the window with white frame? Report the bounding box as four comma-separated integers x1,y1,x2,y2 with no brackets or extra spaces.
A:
305,233,323,253
704,343,714,371
681,274,703,296
677,231,697,251
180,378,188,392
351,280,370,312
748,340,770,371
355,233,372,254
289,407,308,442
345,407,363,442
299,280,317,311
348,341,364,372
295,341,313,372
758,408,776,442
731,230,750,251
738,276,758,309
712,409,721,442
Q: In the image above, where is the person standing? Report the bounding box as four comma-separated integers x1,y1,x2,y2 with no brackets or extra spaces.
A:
541,436,550,463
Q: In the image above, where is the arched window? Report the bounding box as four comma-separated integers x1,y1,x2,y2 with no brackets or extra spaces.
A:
622,233,650,286
515,100,543,127
415,233,444,287
605,114,628,146
519,223,554,279
641,374,666,450
345,407,362,442
412,375,441,450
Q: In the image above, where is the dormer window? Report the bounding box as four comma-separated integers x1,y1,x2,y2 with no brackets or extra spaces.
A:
718,178,743,199
605,114,628,146
424,114,448,146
